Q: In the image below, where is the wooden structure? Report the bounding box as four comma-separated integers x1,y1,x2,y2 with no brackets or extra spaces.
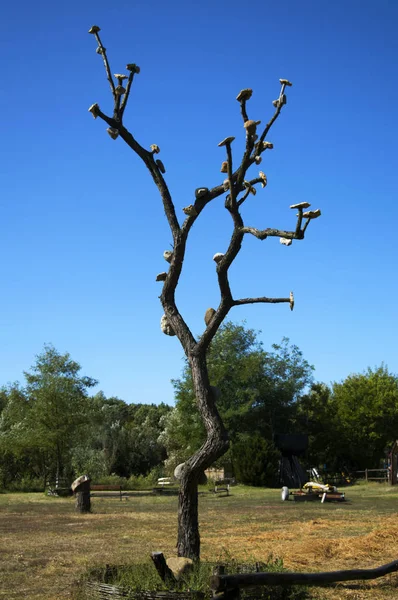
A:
213,481,230,496
91,484,126,500
81,557,398,599
210,559,398,598
389,440,398,485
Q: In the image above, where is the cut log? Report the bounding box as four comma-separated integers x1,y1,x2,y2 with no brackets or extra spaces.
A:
72,475,91,513
151,552,177,585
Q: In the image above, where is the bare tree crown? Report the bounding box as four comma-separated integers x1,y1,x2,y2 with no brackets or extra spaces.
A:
88,24,321,353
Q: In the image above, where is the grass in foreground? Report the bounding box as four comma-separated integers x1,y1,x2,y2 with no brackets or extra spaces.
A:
76,556,309,600
0,483,397,599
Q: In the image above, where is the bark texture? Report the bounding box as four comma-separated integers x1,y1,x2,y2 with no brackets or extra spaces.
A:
176,355,228,558
75,480,91,513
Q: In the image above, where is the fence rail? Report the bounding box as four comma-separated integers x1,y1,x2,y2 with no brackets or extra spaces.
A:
355,468,388,482
210,559,398,597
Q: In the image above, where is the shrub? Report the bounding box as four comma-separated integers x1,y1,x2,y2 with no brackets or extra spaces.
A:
232,435,279,487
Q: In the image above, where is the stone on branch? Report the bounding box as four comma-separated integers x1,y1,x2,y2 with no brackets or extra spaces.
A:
280,79,293,86
106,127,119,140
204,307,216,326
290,202,311,210
88,25,101,34
218,136,235,147
220,161,228,173
150,144,160,154
280,238,292,246
163,250,173,263
160,314,176,336
236,88,253,102
115,85,126,96
259,171,267,188
88,103,100,119
244,181,256,195
182,204,198,217
156,272,167,281
114,73,128,80
213,253,224,264
244,119,261,135
126,63,140,73
96,47,106,54
302,209,321,219
262,141,274,150
290,291,295,311
254,156,262,165
195,188,209,199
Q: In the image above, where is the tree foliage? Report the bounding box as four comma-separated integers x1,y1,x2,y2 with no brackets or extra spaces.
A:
163,322,314,480
0,346,171,488
232,435,280,487
330,365,398,469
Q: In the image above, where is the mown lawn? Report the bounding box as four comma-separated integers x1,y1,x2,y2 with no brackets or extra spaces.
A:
0,483,397,599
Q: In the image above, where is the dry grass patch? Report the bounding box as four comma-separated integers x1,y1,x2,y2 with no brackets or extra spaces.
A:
0,484,397,599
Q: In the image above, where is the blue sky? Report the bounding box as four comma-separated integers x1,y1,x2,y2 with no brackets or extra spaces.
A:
1,0,397,405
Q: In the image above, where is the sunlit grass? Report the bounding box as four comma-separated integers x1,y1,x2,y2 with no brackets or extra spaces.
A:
0,484,397,599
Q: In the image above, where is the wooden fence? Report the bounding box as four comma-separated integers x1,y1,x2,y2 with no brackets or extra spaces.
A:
210,560,398,598
354,468,388,482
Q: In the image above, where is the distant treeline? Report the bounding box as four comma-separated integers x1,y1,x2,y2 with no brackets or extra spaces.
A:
1,323,397,490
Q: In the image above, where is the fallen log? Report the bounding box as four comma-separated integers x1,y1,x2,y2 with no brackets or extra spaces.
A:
210,559,398,591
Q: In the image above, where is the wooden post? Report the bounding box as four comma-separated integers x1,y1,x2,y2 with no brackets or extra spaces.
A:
365,469,368,482
212,565,240,600
151,552,177,585
71,475,91,513
210,559,398,591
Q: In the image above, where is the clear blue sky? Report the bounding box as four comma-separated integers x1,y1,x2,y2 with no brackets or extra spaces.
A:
1,0,397,405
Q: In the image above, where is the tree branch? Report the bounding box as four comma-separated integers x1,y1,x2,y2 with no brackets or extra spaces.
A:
241,226,304,240
92,30,115,97
255,80,289,153
233,296,291,306
236,89,252,123
95,108,181,239
225,142,237,208
120,70,136,117
237,187,251,207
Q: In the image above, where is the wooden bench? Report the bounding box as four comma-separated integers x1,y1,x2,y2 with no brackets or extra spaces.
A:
46,479,72,497
213,479,231,496
90,484,127,500
157,477,173,486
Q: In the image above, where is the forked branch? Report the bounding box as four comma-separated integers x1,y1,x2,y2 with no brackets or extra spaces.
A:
88,25,321,350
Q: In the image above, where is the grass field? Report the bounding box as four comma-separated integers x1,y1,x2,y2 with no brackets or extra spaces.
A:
0,483,397,599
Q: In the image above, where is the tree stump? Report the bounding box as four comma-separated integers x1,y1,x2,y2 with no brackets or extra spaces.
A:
72,474,91,513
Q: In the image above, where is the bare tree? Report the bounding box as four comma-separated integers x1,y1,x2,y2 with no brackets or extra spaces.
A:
87,25,321,560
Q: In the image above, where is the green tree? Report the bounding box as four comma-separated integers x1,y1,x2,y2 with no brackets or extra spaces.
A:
22,344,98,482
294,383,341,471
164,323,314,470
330,365,398,469
232,434,280,487
74,393,172,479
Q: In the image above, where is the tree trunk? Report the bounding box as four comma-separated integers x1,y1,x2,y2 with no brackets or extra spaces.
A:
177,353,229,559
75,480,91,513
